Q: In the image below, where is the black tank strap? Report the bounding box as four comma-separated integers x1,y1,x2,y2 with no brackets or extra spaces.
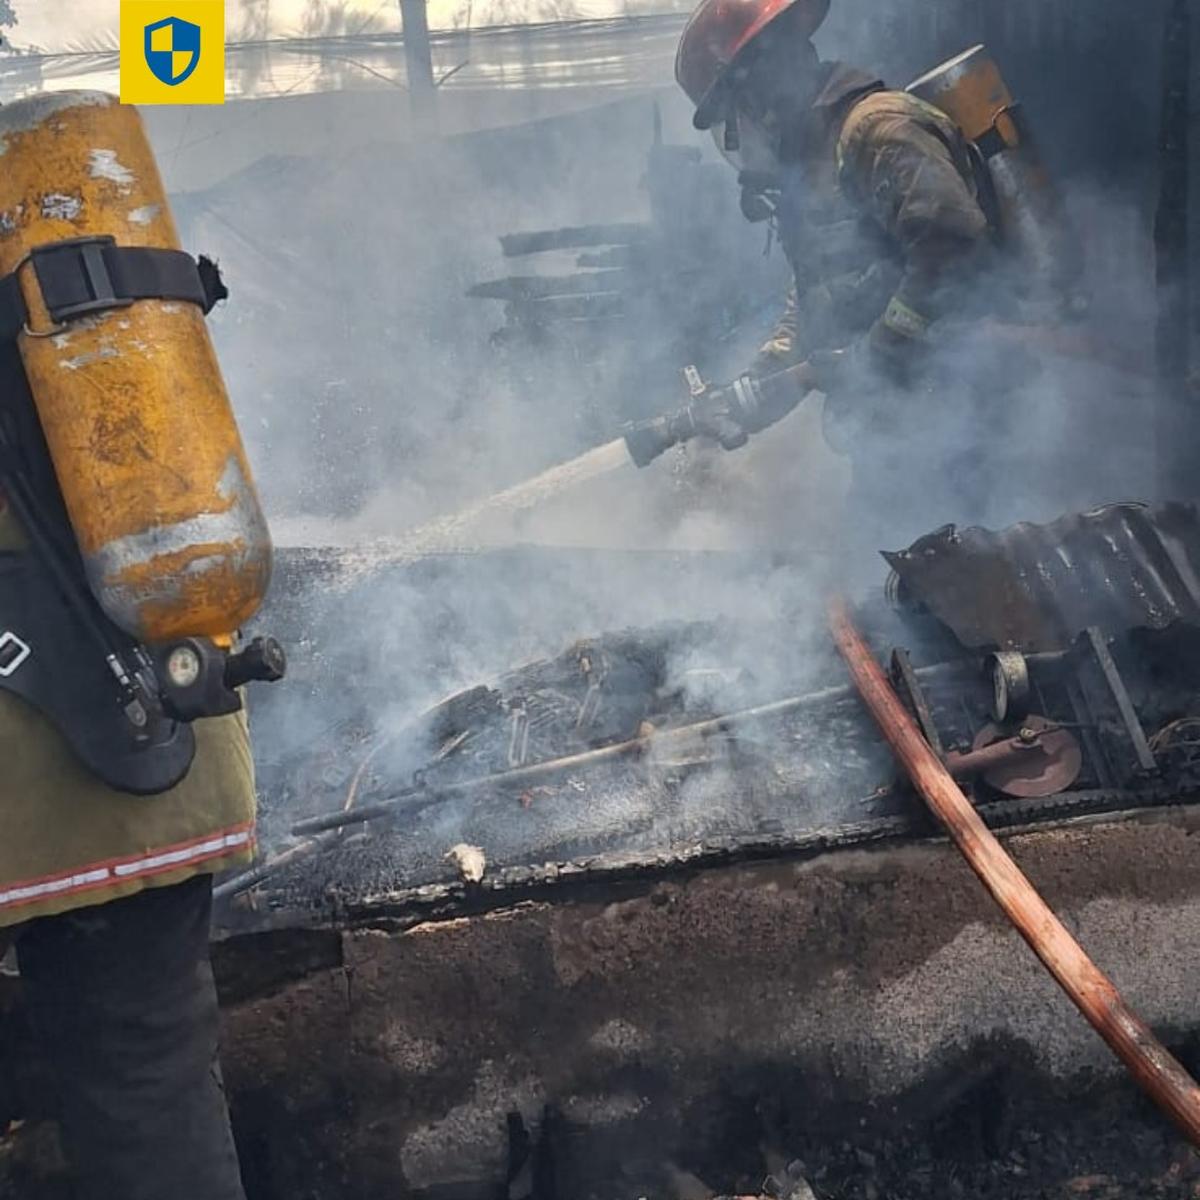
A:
0,342,196,795
0,235,227,340
973,101,1029,160
0,552,196,795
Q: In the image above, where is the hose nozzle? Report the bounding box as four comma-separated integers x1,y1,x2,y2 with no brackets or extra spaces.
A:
623,416,674,468
622,409,697,469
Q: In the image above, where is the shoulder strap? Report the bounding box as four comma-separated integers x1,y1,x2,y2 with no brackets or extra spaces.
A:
0,347,196,794
0,236,227,341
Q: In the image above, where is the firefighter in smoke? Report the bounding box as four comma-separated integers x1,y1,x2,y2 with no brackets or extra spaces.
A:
626,0,1084,539
0,93,284,1199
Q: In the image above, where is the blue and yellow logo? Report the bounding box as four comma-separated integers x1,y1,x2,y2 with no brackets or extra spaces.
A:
144,17,201,87
119,0,225,105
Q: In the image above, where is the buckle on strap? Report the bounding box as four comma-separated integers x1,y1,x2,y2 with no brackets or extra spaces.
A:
27,235,135,327
0,237,227,340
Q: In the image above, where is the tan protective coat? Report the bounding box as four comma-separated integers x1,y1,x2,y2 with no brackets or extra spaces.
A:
0,91,271,643
0,498,257,927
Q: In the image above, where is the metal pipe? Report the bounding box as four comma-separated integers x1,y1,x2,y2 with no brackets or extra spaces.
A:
290,660,980,839
213,832,343,901
944,732,1047,778
290,681,861,836
827,595,1200,1147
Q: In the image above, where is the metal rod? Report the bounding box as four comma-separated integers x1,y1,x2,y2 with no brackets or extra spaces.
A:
290,659,980,839
1083,626,1157,772
827,595,1200,1148
890,647,944,758
290,681,860,836
944,734,1048,779
213,833,342,901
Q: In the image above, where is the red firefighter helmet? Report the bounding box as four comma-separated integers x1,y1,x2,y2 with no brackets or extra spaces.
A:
675,0,832,130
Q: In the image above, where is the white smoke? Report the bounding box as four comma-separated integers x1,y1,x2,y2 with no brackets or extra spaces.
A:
133,0,1171,882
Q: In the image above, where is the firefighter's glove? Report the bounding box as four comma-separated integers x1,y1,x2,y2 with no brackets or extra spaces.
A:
689,365,817,446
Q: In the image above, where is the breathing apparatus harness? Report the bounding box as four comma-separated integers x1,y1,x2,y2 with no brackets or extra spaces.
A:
0,238,284,795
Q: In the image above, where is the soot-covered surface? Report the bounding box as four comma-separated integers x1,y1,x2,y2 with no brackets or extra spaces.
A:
227,531,1200,935
232,544,920,929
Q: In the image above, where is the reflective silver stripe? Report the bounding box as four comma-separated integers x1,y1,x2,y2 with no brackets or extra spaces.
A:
0,828,253,910
0,868,110,906
113,830,251,877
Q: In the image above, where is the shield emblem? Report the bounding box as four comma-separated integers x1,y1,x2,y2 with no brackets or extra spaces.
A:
143,16,201,87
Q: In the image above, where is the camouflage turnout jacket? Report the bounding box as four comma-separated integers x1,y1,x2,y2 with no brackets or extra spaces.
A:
0,499,257,927
753,64,993,377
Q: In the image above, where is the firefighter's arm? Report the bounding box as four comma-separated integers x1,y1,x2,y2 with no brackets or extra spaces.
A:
837,108,990,379
750,279,804,377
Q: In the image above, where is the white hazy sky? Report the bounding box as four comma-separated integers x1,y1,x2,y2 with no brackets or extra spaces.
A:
9,0,686,51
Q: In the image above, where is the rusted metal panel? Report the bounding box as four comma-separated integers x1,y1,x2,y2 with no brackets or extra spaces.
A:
883,502,1200,653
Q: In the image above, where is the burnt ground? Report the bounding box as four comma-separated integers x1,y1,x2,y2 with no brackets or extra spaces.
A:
671,1043,1200,1200
6,1038,1200,1200
411,1041,1200,1200
6,816,1200,1200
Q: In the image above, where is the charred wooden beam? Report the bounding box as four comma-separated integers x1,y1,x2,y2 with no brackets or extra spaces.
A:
499,224,649,258
503,293,626,322
467,269,633,301
574,246,642,269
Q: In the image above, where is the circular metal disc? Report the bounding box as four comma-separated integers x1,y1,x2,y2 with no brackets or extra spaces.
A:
971,714,1082,798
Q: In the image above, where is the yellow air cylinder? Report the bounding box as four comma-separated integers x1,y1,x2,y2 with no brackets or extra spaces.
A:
906,45,1084,307
0,91,272,643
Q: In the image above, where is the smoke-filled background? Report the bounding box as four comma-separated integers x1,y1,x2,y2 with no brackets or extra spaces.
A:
11,0,1194,882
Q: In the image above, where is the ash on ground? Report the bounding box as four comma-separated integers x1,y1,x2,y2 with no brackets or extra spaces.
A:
498,1044,1200,1200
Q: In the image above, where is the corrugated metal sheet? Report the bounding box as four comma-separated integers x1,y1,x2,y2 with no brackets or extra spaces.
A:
883,503,1200,653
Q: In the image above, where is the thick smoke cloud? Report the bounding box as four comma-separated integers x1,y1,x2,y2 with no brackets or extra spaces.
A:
142,0,1173,876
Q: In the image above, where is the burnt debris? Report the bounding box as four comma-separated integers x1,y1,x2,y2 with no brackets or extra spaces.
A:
225,502,1200,934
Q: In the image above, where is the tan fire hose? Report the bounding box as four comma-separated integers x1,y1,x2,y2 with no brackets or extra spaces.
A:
827,595,1200,1146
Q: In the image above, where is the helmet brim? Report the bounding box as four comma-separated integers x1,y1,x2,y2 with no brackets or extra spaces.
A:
693,75,734,130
